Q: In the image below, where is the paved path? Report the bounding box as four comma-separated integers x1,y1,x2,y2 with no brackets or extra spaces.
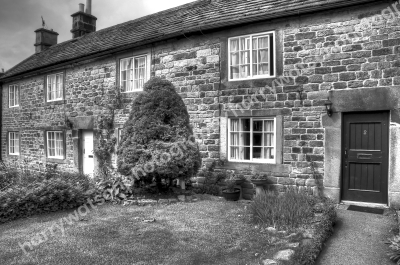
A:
316,207,396,265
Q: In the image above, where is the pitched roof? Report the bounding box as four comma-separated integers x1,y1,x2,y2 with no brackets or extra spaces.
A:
1,0,377,80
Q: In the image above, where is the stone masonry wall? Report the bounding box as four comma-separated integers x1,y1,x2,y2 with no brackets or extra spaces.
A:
2,1,398,199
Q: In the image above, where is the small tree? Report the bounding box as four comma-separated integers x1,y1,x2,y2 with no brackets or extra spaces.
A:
117,77,201,188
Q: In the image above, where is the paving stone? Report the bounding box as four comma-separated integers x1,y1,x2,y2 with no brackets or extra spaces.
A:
177,195,186,202
158,199,169,204
273,249,295,261
262,259,278,265
169,198,178,204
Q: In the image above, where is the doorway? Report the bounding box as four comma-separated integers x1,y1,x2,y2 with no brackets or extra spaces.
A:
342,111,389,204
82,130,94,177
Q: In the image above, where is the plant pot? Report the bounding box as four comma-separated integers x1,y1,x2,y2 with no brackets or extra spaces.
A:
251,179,269,186
222,188,241,201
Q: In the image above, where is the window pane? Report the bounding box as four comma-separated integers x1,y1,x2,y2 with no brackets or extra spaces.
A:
253,133,262,146
240,65,250,78
16,87,19,105
264,120,274,132
259,37,269,49
264,133,274,146
230,119,239,131
15,133,19,153
253,147,262,159
252,38,257,50
241,119,250,131
231,53,239,66
264,148,274,159
230,39,239,52
259,49,269,63
241,132,250,146
231,132,239,146
231,66,239,79
240,51,250,64
243,147,250,160
253,120,263,131
231,147,239,159
121,70,127,81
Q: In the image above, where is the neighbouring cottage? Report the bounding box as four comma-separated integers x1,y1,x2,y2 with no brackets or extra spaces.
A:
1,0,400,206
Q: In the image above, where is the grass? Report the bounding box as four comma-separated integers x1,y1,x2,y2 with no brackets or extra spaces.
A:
0,199,293,265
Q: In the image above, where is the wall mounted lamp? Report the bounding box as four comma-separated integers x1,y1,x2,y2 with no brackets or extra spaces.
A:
324,99,333,117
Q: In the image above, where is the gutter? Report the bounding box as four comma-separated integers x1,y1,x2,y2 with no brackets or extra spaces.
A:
0,0,382,83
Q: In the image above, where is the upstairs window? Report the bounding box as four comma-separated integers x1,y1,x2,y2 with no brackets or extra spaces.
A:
228,118,276,163
9,132,20,155
9,85,19,108
47,131,64,159
47,73,63,102
228,31,275,80
120,55,147,92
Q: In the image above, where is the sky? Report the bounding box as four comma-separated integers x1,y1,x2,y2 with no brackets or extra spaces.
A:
0,0,195,72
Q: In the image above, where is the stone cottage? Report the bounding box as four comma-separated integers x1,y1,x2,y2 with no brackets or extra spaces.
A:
1,0,400,206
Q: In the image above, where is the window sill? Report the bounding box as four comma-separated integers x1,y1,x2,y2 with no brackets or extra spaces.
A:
8,153,20,156
121,90,143,93
45,100,66,106
9,105,19,108
228,75,276,82
46,157,67,164
216,161,291,174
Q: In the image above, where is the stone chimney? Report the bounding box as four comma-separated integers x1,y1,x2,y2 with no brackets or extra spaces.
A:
71,0,97,39
34,28,59,53
0,69,4,78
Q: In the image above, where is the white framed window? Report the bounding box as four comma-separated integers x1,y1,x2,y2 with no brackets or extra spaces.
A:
9,85,19,108
228,31,276,81
228,118,276,163
8,132,20,155
47,131,64,159
47,73,63,102
120,55,147,92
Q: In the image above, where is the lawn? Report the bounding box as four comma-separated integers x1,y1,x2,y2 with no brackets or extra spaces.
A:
0,199,289,265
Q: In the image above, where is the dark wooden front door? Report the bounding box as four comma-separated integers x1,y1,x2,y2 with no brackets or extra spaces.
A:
342,111,389,204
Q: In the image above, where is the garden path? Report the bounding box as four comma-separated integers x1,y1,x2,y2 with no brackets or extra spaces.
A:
316,206,396,265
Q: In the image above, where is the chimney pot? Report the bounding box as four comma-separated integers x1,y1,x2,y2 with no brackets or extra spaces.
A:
71,0,97,39
34,28,59,53
85,0,92,15
79,3,84,12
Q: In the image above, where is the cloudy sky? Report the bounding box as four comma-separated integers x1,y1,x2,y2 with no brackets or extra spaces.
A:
0,0,194,72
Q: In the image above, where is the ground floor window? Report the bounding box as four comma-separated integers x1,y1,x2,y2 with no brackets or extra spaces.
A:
47,131,64,159
228,118,276,163
8,132,20,155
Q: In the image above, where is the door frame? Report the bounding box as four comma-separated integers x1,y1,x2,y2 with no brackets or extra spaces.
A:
340,111,389,204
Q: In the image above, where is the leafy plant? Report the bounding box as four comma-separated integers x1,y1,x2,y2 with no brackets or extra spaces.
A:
251,173,268,180
249,187,316,230
95,176,133,202
117,77,201,188
0,171,95,224
192,162,225,196
386,235,400,264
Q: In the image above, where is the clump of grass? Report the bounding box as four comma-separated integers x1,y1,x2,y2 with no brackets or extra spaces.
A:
249,187,316,230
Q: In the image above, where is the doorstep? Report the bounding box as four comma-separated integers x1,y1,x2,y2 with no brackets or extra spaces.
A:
339,200,389,210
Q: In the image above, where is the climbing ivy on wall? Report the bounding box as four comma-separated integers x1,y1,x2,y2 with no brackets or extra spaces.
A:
93,85,123,179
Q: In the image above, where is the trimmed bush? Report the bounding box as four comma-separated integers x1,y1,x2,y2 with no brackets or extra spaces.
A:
117,77,201,185
0,171,95,224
